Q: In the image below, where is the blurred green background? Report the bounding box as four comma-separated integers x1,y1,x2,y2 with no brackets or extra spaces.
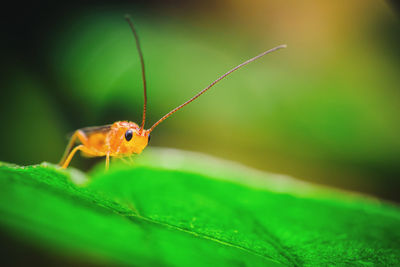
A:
1,1,400,201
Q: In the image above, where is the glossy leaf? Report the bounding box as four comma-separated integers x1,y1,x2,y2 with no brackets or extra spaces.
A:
0,149,399,266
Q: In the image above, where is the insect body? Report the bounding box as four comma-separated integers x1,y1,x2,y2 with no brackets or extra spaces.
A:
59,122,149,169
59,16,286,170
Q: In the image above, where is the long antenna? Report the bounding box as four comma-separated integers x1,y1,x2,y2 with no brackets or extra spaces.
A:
125,15,147,133
148,44,287,133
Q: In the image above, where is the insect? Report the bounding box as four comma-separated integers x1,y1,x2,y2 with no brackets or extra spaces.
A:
59,16,286,170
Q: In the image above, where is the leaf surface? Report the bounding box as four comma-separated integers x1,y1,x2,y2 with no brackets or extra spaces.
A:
0,148,399,266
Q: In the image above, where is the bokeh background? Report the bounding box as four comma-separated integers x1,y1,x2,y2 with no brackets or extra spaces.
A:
1,1,399,202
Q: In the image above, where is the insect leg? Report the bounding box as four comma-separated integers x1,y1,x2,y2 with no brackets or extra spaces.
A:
105,153,110,171
59,130,88,166
61,144,93,169
128,155,134,165
117,157,130,165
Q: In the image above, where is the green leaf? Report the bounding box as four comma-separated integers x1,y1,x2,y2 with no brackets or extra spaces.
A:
0,148,399,266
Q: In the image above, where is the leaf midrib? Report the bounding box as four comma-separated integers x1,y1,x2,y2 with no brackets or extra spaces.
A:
124,212,284,265
2,166,287,265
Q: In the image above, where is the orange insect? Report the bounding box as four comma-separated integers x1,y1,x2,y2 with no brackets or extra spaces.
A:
59,17,286,170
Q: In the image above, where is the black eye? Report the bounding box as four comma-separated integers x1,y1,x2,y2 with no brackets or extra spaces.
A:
125,130,133,141
148,134,151,143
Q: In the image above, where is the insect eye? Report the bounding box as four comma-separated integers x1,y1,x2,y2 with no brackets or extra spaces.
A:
125,130,133,141
148,134,151,143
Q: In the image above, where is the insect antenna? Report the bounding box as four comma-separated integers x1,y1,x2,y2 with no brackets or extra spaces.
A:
148,44,287,133
125,15,148,133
